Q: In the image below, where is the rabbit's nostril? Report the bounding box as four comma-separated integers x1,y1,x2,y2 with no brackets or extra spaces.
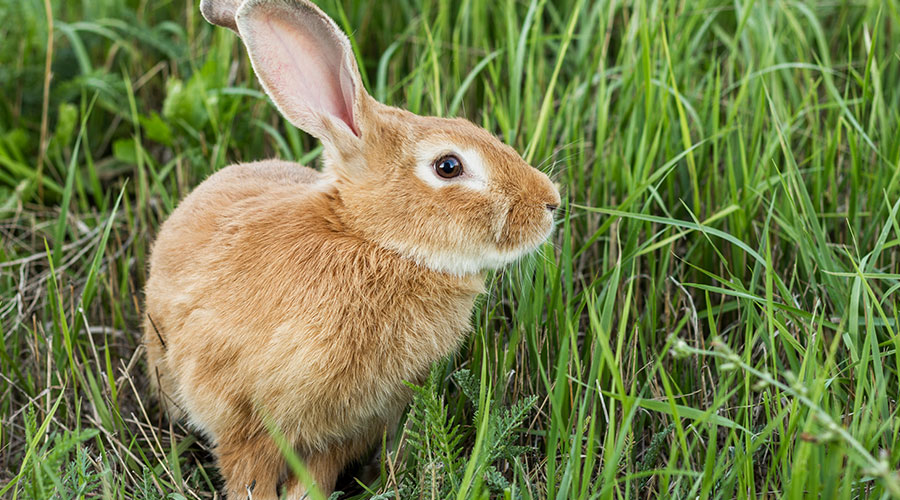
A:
546,204,559,212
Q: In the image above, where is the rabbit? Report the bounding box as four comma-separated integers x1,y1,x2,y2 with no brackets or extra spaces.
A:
142,0,561,498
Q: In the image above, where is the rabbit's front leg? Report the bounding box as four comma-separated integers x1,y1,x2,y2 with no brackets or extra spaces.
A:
216,431,285,500
282,451,342,499
283,436,376,499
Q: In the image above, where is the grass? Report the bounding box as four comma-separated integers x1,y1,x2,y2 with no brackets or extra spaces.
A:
2,0,900,498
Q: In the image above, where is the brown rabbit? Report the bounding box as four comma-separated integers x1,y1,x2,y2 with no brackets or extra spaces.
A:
143,0,561,498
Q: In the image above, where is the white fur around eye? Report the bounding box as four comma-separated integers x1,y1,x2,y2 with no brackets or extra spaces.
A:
414,146,488,191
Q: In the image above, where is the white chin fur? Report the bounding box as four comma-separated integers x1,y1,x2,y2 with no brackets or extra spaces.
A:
388,227,553,277
405,247,519,276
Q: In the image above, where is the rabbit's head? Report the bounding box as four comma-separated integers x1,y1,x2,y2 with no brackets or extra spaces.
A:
206,0,561,276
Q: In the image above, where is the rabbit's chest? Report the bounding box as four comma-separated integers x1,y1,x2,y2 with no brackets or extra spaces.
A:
270,290,477,442
311,295,474,395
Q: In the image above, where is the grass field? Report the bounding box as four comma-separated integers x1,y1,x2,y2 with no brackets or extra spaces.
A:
2,0,900,498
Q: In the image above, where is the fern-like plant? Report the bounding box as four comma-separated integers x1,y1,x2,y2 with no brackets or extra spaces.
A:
396,366,537,499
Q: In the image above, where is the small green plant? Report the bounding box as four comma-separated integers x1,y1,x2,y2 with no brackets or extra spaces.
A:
397,367,537,499
8,404,101,500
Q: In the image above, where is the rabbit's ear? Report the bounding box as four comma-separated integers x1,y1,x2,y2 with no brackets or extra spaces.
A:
235,0,368,146
200,0,242,32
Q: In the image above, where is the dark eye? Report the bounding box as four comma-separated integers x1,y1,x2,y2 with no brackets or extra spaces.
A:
434,155,463,179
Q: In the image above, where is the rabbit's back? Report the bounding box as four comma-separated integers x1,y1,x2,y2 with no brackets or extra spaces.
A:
148,159,321,274
145,160,322,323
156,160,320,249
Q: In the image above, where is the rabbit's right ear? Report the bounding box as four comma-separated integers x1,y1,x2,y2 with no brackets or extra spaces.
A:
235,0,370,149
200,0,243,33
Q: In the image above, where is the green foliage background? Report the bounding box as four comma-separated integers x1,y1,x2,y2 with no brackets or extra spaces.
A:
2,0,900,498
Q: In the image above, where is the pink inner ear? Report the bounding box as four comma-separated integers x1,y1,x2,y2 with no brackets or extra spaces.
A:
340,60,359,136
260,12,357,136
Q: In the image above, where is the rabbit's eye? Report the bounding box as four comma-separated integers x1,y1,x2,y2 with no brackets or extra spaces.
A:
434,155,463,179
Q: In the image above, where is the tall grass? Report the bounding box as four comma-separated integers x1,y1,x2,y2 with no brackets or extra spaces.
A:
2,0,900,498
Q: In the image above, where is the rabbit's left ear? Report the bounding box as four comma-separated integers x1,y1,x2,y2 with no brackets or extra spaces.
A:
235,0,369,146
200,0,243,33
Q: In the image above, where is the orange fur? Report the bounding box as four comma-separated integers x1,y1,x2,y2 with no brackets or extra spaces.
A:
144,1,560,498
